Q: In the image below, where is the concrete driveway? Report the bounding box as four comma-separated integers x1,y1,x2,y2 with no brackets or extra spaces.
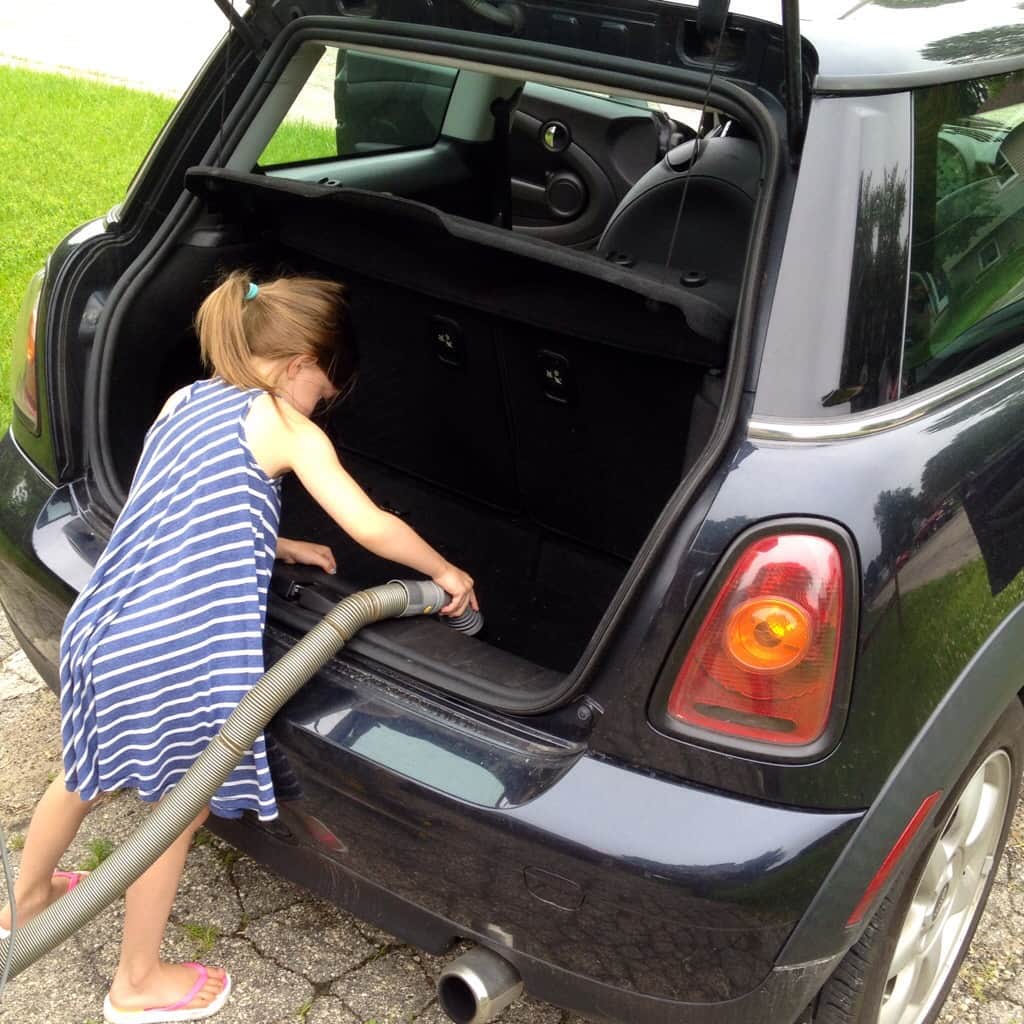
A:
3,4,1024,1022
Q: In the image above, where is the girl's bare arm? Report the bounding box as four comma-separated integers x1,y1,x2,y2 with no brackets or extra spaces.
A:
246,394,477,614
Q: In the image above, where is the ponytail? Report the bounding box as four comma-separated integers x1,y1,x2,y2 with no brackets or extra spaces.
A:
195,268,355,396
196,270,275,392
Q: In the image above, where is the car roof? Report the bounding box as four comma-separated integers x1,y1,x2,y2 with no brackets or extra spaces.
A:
724,0,1024,92
243,0,1024,95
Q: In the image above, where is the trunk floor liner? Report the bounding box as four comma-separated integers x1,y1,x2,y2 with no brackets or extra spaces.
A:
278,451,629,673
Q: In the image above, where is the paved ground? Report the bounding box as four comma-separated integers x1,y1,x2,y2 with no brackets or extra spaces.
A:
4,4,1024,1022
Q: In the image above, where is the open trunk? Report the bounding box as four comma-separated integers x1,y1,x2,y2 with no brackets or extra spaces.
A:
102,163,739,701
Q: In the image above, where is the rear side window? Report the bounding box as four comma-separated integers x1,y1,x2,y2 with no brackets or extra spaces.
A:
258,46,458,168
904,72,1024,395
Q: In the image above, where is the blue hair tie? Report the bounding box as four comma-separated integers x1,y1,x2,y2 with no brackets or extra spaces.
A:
245,281,259,301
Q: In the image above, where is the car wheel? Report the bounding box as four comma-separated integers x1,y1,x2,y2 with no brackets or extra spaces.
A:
812,698,1024,1024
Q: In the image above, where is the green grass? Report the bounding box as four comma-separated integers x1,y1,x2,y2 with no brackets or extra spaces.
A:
6,832,25,852
0,67,175,431
192,827,240,868
79,836,115,870
191,828,215,848
259,118,337,167
180,921,221,955
0,67,339,436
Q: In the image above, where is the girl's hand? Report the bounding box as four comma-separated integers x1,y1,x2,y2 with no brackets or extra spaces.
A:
277,537,337,574
433,563,478,617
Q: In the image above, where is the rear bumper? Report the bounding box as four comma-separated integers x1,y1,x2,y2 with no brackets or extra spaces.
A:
0,427,859,1023
216,624,860,1022
0,430,74,692
211,807,844,1024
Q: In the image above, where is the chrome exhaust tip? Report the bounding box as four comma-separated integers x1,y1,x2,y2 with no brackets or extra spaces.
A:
437,947,524,1023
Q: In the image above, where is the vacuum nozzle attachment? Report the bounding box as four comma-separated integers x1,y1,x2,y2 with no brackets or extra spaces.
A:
446,607,484,636
388,580,483,635
391,579,448,616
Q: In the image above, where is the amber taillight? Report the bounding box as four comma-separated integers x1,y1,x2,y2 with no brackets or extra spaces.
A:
666,533,846,748
11,269,45,434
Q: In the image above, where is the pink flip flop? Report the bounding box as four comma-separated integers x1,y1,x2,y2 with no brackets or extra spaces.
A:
102,963,232,1024
0,869,89,939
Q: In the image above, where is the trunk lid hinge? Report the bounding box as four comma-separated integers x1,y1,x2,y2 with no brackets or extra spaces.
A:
696,0,730,38
210,0,272,58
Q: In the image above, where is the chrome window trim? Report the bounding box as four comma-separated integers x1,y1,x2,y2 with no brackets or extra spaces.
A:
749,344,1024,442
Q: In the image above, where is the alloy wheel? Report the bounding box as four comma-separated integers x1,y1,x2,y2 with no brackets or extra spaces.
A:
878,750,1012,1024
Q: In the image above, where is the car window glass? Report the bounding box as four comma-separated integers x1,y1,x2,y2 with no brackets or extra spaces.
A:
560,87,703,131
258,47,459,169
904,72,1024,395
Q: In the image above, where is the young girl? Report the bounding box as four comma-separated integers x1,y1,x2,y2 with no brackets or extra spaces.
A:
0,270,477,1023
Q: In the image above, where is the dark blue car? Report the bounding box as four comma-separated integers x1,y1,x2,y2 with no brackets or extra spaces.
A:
4,2,1024,1022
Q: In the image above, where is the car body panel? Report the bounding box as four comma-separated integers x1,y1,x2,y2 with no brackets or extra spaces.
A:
781,590,1024,964
248,630,861,1004
0,433,72,689
592,357,1024,811
209,808,845,1024
0,455,860,1013
726,0,1024,92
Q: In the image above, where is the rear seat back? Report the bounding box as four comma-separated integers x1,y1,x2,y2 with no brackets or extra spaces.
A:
330,274,519,510
499,324,697,558
334,283,700,557
184,169,733,560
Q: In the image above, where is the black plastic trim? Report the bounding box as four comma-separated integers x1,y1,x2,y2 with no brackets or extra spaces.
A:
267,565,566,711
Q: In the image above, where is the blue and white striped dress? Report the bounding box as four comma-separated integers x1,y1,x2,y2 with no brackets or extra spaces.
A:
60,378,281,820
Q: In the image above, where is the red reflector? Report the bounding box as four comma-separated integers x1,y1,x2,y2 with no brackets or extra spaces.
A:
846,791,943,927
667,533,845,746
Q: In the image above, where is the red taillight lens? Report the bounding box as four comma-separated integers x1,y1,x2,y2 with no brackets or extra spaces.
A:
11,269,45,433
666,533,846,747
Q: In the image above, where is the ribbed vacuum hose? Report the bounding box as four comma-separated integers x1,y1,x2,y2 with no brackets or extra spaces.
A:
0,580,442,982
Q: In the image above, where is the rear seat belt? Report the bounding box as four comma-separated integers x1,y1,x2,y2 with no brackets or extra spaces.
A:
490,88,523,228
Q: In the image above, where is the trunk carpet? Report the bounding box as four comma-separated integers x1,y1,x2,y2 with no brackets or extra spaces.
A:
278,451,628,673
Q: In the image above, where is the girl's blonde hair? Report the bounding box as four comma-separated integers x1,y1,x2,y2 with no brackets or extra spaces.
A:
195,269,356,398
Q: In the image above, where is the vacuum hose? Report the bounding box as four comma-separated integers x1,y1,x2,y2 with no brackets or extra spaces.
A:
0,580,448,982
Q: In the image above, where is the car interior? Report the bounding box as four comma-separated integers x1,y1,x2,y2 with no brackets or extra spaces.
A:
102,41,764,691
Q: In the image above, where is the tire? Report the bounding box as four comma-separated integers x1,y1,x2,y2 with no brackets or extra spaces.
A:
812,699,1024,1024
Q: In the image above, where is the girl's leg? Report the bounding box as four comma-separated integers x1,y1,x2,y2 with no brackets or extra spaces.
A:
0,773,100,930
107,807,226,1012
